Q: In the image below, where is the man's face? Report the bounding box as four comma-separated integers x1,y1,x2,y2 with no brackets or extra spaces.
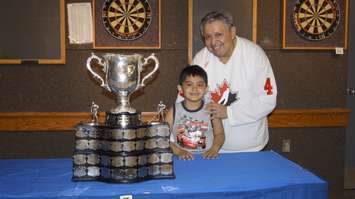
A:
203,20,236,63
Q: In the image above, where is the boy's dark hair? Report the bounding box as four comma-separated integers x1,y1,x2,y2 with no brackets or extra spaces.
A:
179,65,208,85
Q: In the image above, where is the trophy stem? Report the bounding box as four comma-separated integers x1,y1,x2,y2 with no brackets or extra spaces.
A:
112,92,136,113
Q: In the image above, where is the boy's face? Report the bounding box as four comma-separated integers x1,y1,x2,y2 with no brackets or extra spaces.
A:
178,75,207,103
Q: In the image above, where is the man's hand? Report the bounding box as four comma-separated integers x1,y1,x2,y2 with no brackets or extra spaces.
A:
205,102,228,119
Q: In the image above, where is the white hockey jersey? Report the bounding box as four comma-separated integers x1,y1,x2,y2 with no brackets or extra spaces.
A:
192,36,277,152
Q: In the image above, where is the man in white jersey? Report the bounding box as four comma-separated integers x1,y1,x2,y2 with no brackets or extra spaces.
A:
192,11,277,152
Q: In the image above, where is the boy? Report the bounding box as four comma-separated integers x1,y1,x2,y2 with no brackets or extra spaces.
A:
165,65,225,160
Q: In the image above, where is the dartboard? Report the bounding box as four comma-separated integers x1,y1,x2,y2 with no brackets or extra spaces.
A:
292,0,340,41
102,0,152,41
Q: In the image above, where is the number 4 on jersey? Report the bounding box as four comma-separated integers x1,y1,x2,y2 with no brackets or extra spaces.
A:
264,78,273,95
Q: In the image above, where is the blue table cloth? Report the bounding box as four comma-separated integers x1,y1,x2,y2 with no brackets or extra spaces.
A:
0,151,327,199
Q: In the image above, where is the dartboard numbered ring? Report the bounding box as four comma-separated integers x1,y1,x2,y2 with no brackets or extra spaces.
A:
292,0,340,41
102,0,152,41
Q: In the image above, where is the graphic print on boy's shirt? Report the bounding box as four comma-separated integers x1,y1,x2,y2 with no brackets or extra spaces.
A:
175,115,209,149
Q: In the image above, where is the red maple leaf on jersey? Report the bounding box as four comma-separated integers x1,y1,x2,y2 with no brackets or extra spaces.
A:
211,81,229,103
210,80,238,106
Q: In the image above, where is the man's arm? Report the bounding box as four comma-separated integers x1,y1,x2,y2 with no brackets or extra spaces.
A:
227,50,277,125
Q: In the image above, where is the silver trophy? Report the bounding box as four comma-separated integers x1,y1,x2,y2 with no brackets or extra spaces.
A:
86,53,159,127
87,53,159,113
74,53,174,184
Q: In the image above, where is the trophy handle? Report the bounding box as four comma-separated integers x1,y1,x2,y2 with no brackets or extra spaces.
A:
140,53,159,87
86,53,110,91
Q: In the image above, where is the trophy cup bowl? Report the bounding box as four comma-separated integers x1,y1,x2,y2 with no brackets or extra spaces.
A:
86,53,159,127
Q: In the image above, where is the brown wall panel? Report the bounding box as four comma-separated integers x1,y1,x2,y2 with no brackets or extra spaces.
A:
0,0,188,112
257,0,281,49
269,51,347,108
0,132,74,159
268,128,345,198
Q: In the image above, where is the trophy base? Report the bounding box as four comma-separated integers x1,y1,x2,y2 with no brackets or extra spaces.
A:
72,122,175,183
105,111,141,128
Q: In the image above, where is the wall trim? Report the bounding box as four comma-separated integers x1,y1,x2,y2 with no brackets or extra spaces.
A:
0,108,350,132
345,167,355,189
268,108,350,128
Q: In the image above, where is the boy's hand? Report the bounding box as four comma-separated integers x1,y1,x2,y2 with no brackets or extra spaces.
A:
176,149,194,160
201,147,219,159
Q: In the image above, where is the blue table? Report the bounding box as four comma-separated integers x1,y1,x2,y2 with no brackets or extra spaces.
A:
0,151,327,199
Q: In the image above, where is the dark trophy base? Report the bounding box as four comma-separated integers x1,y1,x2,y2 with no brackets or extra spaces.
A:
72,112,175,183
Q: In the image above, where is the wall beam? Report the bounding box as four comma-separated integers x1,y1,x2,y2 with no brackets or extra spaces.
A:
0,108,350,132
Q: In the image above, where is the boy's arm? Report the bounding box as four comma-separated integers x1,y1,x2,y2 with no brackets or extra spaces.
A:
210,118,225,152
170,142,194,160
165,107,194,160
202,118,225,159
165,107,174,130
